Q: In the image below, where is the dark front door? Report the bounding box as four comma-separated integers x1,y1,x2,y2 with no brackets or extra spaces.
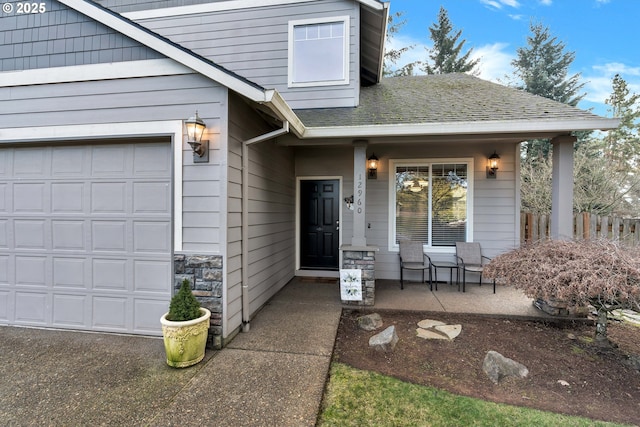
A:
300,180,340,269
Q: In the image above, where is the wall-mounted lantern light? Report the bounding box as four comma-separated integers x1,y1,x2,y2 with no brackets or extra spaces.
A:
185,111,209,163
368,153,379,179
486,151,500,179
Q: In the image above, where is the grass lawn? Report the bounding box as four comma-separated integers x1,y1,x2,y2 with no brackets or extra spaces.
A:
318,363,629,427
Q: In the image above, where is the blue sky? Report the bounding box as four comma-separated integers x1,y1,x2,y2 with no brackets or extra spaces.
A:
386,0,639,117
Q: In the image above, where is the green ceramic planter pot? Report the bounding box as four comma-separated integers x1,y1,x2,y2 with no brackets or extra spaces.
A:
161,308,211,368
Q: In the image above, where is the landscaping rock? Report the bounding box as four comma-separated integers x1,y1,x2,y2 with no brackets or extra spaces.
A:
357,313,383,331
369,326,399,352
482,351,529,384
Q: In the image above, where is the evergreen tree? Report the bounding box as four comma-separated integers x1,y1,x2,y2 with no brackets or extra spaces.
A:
422,7,479,75
383,11,421,77
512,23,586,161
604,74,640,170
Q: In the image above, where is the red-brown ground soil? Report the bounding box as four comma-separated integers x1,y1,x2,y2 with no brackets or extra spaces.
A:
333,310,640,426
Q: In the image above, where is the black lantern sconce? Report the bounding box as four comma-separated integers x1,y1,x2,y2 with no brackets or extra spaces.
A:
486,151,500,179
368,153,379,179
185,111,209,163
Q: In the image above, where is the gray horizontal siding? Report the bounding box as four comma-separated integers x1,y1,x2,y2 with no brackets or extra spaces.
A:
226,93,295,335
135,0,360,109
294,142,519,281
95,0,215,14
0,1,162,72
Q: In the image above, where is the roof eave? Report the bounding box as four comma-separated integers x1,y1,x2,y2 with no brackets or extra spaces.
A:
301,117,621,139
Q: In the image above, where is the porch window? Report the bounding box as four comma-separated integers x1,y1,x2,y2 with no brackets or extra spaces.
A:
288,17,349,87
390,159,473,251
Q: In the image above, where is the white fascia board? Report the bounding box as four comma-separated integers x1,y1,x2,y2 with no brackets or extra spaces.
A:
58,0,267,102
263,90,306,137
123,0,384,20
301,118,621,139
0,59,191,87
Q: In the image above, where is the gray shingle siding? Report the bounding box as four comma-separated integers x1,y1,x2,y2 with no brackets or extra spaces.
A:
95,0,216,14
0,0,163,72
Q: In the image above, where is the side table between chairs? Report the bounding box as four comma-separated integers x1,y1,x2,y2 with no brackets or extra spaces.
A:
425,255,459,291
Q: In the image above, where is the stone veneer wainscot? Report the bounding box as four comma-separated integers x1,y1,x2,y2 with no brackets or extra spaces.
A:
174,254,223,349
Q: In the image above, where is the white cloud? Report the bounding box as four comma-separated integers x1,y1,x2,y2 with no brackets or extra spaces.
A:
539,0,552,5
583,62,640,106
480,0,520,9
471,43,515,83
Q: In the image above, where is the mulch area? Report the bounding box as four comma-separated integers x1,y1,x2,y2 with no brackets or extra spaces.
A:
333,309,640,426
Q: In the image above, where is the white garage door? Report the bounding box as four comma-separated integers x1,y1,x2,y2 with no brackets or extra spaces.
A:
0,141,172,335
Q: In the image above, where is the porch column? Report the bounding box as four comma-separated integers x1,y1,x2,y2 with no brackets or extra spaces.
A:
550,135,576,240
352,140,368,246
340,140,377,307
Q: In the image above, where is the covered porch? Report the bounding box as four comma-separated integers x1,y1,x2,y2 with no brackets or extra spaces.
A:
293,276,550,319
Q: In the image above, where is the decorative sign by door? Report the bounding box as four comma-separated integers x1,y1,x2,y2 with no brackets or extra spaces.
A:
340,269,363,301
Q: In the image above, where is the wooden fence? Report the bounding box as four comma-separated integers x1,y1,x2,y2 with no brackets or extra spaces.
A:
521,212,640,245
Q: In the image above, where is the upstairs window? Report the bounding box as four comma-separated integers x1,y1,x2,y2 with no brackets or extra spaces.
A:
288,17,349,87
389,159,474,251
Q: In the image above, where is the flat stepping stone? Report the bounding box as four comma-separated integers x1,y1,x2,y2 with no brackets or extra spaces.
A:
434,324,462,340
417,319,446,329
416,328,449,340
416,319,462,340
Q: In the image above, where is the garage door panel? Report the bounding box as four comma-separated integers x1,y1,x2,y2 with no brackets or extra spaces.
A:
15,256,47,287
15,291,48,324
134,260,171,293
14,220,47,249
134,144,172,175
14,149,47,176
52,147,86,176
53,257,88,289
0,183,7,211
91,182,127,213
92,146,128,175
52,220,86,250
92,221,127,252
0,290,9,321
14,183,47,212
93,259,128,291
134,299,168,333
52,183,85,213
53,294,88,327
92,296,128,331
0,256,8,282
134,222,170,253
0,220,7,247
133,182,170,213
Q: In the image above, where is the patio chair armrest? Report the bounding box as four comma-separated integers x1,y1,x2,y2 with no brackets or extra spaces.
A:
481,255,492,264
455,255,464,265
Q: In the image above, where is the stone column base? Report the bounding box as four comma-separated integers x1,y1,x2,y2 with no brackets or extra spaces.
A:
341,246,378,306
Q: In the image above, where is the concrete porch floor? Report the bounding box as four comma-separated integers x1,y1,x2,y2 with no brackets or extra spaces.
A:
300,276,549,319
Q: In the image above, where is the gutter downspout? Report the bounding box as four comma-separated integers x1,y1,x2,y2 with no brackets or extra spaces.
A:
240,121,290,332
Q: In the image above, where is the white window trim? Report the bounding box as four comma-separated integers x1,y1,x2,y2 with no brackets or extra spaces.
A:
287,16,350,88
388,158,475,253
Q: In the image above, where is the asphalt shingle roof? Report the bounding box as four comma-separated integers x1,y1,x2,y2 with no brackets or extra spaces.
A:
294,73,603,128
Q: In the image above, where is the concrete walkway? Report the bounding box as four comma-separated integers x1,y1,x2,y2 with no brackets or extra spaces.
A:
0,278,342,427
0,276,545,426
